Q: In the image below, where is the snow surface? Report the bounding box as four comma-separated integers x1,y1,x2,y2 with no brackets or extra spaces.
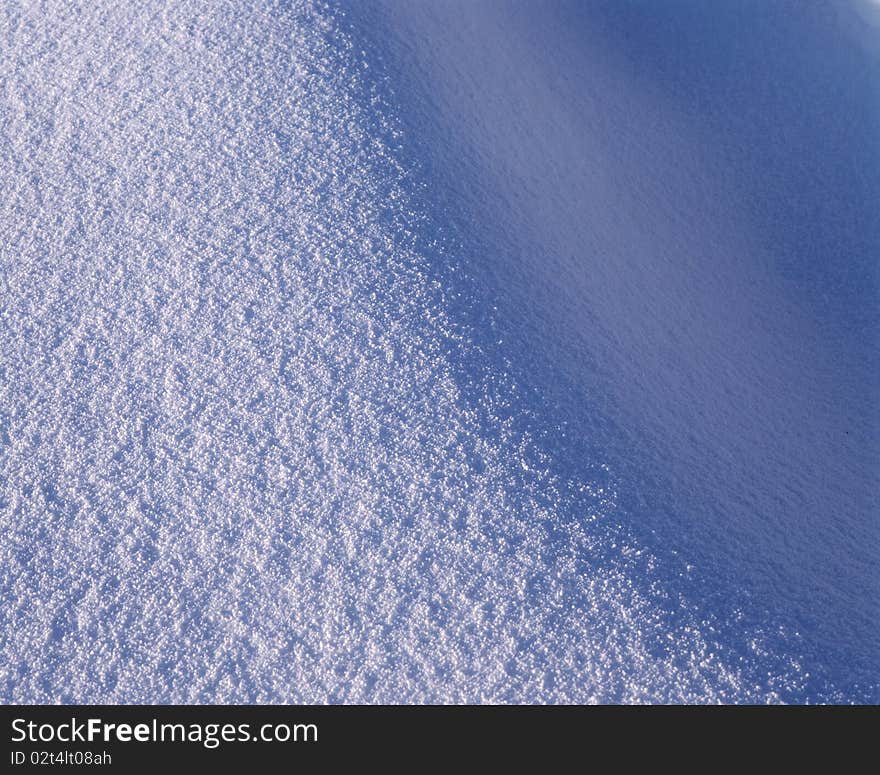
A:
0,0,876,703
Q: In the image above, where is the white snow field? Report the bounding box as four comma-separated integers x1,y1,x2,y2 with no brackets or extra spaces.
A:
0,1,826,703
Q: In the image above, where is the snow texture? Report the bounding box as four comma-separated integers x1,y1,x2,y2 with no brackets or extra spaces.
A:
0,0,874,703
